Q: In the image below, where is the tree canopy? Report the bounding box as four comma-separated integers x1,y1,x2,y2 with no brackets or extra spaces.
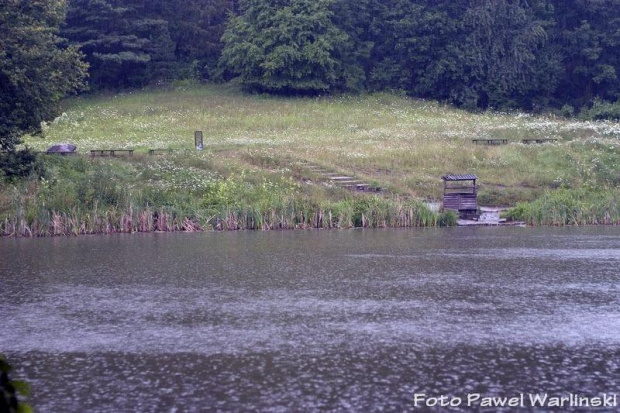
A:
63,0,175,89
0,0,88,152
3,0,620,115
220,0,351,94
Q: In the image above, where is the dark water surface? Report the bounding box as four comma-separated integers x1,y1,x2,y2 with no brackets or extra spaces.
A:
2,227,620,412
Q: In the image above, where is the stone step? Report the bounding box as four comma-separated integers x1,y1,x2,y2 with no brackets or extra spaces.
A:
295,162,383,193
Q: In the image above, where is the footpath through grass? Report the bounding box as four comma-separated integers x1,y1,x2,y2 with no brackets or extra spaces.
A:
3,84,620,234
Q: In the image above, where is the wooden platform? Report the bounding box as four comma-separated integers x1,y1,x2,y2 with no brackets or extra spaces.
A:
472,139,508,145
148,149,175,155
522,138,557,144
458,207,525,226
90,149,134,157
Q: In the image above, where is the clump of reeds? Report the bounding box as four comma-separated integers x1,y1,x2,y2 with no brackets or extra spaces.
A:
505,188,620,226
0,192,447,237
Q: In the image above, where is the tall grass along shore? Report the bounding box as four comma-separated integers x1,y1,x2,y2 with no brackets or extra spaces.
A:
3,84,620,235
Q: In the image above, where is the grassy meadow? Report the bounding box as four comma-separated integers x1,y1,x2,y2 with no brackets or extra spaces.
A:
3,84,620,235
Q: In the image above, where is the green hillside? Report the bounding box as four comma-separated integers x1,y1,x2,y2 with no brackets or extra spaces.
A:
3,85,620,234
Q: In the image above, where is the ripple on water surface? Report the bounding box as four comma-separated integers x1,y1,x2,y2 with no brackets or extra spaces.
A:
2,227,620,411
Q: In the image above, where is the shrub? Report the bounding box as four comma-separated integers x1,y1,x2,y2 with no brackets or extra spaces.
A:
579,99,620,121
0,150,44,181
0,354,31,413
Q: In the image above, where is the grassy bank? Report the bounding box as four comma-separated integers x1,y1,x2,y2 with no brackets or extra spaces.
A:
1,155,452,236
3,84,620,234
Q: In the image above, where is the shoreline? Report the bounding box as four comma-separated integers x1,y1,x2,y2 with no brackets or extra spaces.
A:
7,216,620,238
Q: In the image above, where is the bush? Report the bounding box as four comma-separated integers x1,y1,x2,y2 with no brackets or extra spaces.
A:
560,104,575,118
579,99,620,121
0,354,31,413
0,150,44,181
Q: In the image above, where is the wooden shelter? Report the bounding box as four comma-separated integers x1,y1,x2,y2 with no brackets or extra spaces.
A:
442,174,478,217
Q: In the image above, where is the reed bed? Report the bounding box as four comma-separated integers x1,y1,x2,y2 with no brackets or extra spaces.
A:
0,197,450,236
0,154,454,236
506,189,620,226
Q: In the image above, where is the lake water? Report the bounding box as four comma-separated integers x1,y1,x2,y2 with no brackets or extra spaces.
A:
2,227,620,412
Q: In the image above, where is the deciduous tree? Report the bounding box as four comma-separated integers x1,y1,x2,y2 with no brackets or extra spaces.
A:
0,0,87,155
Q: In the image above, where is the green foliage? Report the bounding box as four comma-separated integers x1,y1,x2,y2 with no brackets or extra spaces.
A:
3,84,620,233
328,0,375,91
560,104,575,118
201,171,298,210
477,186,535,207
0,154,444,235
369,0,467,97
364,0,564,110
0,354,32,413
0,150,44,181
579,99,620,121
0,0,88,151
551,0,620,109
506,188,620,226
48,0,620,111
36,156,133,210
462,0,557,109
220,0,353,93
64,0,177,88
148,0,236,80
437,210,458,227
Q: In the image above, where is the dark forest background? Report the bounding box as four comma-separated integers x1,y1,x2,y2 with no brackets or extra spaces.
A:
60,0,620,116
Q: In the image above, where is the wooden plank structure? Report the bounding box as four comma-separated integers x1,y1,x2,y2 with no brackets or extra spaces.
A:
522,138,557,144
442,174,478,217
148,149,175,155
472,138,508,145
90,149,134,157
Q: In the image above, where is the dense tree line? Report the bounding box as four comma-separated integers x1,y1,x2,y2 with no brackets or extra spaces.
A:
1,0,87,177
1,0,87,150
58,0,619,114
62,0,235,88
2,0,619,137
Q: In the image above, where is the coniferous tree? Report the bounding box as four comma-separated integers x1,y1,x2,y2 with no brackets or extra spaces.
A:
460,0,555,109
550,0,620,109
146,0,237,80
42,0,620,114
369,0,466,100
220,0,353,94
329,0,377,91
63,0,176,89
